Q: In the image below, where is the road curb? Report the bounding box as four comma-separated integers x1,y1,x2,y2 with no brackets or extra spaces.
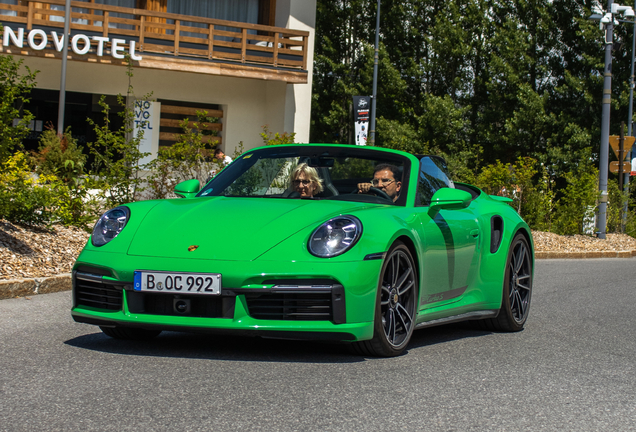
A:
535,250,636,259
0,273,71,300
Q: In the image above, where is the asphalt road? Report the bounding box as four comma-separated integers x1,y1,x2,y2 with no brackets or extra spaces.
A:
1,259,635,432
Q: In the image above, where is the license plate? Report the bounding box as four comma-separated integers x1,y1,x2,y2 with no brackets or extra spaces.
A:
133,271,221,295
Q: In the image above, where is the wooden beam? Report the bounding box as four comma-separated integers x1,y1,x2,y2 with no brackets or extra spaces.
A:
241,28,247,63
208,24,215,59
160,132,221,144
26,1,34,30
160,118,222,131
0,47,309,84
139,15,145,50
174,19,179,56
161,105,224,118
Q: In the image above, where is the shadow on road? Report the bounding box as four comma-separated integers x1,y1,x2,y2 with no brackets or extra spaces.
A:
64,321,493,362
407,322,494,352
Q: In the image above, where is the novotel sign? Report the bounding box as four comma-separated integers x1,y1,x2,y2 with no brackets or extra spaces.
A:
1,25,142,60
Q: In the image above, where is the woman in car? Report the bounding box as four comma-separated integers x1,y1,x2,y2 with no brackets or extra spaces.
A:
290,163,324,198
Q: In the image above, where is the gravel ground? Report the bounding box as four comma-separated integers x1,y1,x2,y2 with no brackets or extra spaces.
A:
2,219,636,281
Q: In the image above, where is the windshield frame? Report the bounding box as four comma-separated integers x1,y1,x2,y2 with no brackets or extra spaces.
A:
196,145,413,206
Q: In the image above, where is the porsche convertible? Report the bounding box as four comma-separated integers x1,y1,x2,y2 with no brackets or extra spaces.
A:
71,144,533,356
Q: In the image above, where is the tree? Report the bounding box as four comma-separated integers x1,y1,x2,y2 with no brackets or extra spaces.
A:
0,50,38,163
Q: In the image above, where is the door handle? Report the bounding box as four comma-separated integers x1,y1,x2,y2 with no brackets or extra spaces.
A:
470,229,479,237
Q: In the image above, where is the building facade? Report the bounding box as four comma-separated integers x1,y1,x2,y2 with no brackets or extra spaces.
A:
0,0,316,159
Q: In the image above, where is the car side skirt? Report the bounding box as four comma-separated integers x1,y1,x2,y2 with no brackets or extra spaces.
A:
414,309,499,330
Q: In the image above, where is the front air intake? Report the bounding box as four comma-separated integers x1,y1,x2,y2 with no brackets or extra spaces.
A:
74,272,123,311
243,283,346,323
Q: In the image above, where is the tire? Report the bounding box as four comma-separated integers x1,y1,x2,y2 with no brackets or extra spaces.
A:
352,241,418,357
480,232,532,332
100,326,162,340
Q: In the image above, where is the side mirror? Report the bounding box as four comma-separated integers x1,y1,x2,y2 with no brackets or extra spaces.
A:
174,179,201,199
428,188,472,216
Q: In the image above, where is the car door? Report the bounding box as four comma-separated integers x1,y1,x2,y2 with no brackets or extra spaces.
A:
413,157,480,309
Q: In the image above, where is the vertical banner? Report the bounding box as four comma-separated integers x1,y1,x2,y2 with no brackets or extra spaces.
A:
353,96,370,146
134,100,160,166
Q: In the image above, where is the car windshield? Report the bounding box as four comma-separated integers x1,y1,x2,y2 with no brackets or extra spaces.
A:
197,145,411,206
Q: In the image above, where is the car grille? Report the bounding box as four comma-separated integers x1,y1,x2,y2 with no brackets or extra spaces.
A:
243,283,345,323
127,292,228,318
74,273,124,311
246,292,332,321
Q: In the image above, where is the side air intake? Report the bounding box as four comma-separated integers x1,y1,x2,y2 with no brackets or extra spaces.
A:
490,216,503,253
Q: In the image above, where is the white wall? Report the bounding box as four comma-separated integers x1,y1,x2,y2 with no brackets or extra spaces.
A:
15,56,292,156
276,0,316,144
5,0,316,153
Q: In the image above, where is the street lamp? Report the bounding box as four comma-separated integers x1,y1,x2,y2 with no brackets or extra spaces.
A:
368,0,380,146
56,0,71,134
624,0,636,230
590,1,635,239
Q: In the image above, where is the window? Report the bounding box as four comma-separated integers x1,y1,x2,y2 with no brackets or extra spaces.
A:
167,0,259,40
167,0,259,23
416,156,454,206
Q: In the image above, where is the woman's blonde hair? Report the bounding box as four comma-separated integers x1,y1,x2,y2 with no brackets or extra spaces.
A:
290,163,324,193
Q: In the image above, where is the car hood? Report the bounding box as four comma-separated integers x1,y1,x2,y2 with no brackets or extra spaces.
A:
127,197,369,261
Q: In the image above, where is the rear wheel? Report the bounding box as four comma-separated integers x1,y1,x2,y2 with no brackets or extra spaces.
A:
352,242,418,357
99,326,162,340
480,232,532,331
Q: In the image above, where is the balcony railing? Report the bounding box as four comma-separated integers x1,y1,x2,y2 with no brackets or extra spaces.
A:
0,0,309,74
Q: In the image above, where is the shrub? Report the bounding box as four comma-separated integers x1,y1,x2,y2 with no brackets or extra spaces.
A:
32,126,86,184
145,110,220,199
0,152,57,225
30,127,98,227
260,125,296,145
475,157,554,231
0,52,38,163
552,166,599,235
86,60,150,207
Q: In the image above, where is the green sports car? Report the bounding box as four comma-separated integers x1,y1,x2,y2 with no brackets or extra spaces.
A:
72,144,533,356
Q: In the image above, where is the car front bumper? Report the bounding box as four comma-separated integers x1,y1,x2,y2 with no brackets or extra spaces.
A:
71,250,383,342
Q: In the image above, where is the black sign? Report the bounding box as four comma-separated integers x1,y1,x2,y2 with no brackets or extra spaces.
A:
353,96,370,122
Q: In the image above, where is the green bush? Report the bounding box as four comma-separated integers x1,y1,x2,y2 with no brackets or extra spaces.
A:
475,157,554,229
260,125,296,145
0,53,38,163
145,111,220,199
32,127,86,184
551,166,598,235
0,152,57,224
30,128,98,227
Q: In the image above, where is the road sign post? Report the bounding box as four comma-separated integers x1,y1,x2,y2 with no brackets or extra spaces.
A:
609,161,632,172
608,127,635,232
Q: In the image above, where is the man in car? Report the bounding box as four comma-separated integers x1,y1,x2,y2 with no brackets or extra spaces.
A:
357,163,402,202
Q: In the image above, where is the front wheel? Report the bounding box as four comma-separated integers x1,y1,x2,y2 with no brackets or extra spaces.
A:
352,242,418,357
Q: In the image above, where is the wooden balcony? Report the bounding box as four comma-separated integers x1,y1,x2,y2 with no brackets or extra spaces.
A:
0,0,310,83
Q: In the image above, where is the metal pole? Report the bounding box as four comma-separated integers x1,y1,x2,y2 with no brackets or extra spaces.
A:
56,0,71,134
368,0,380,146
598,0,614,239
624,0,636,231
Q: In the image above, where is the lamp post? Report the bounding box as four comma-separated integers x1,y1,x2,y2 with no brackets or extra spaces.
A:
624,0,636,230
591,1,635,239
368,0,380,146
56,0,71,134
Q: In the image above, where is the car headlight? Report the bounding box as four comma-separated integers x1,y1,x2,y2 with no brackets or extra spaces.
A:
91,206,130,247
308,216,362,258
